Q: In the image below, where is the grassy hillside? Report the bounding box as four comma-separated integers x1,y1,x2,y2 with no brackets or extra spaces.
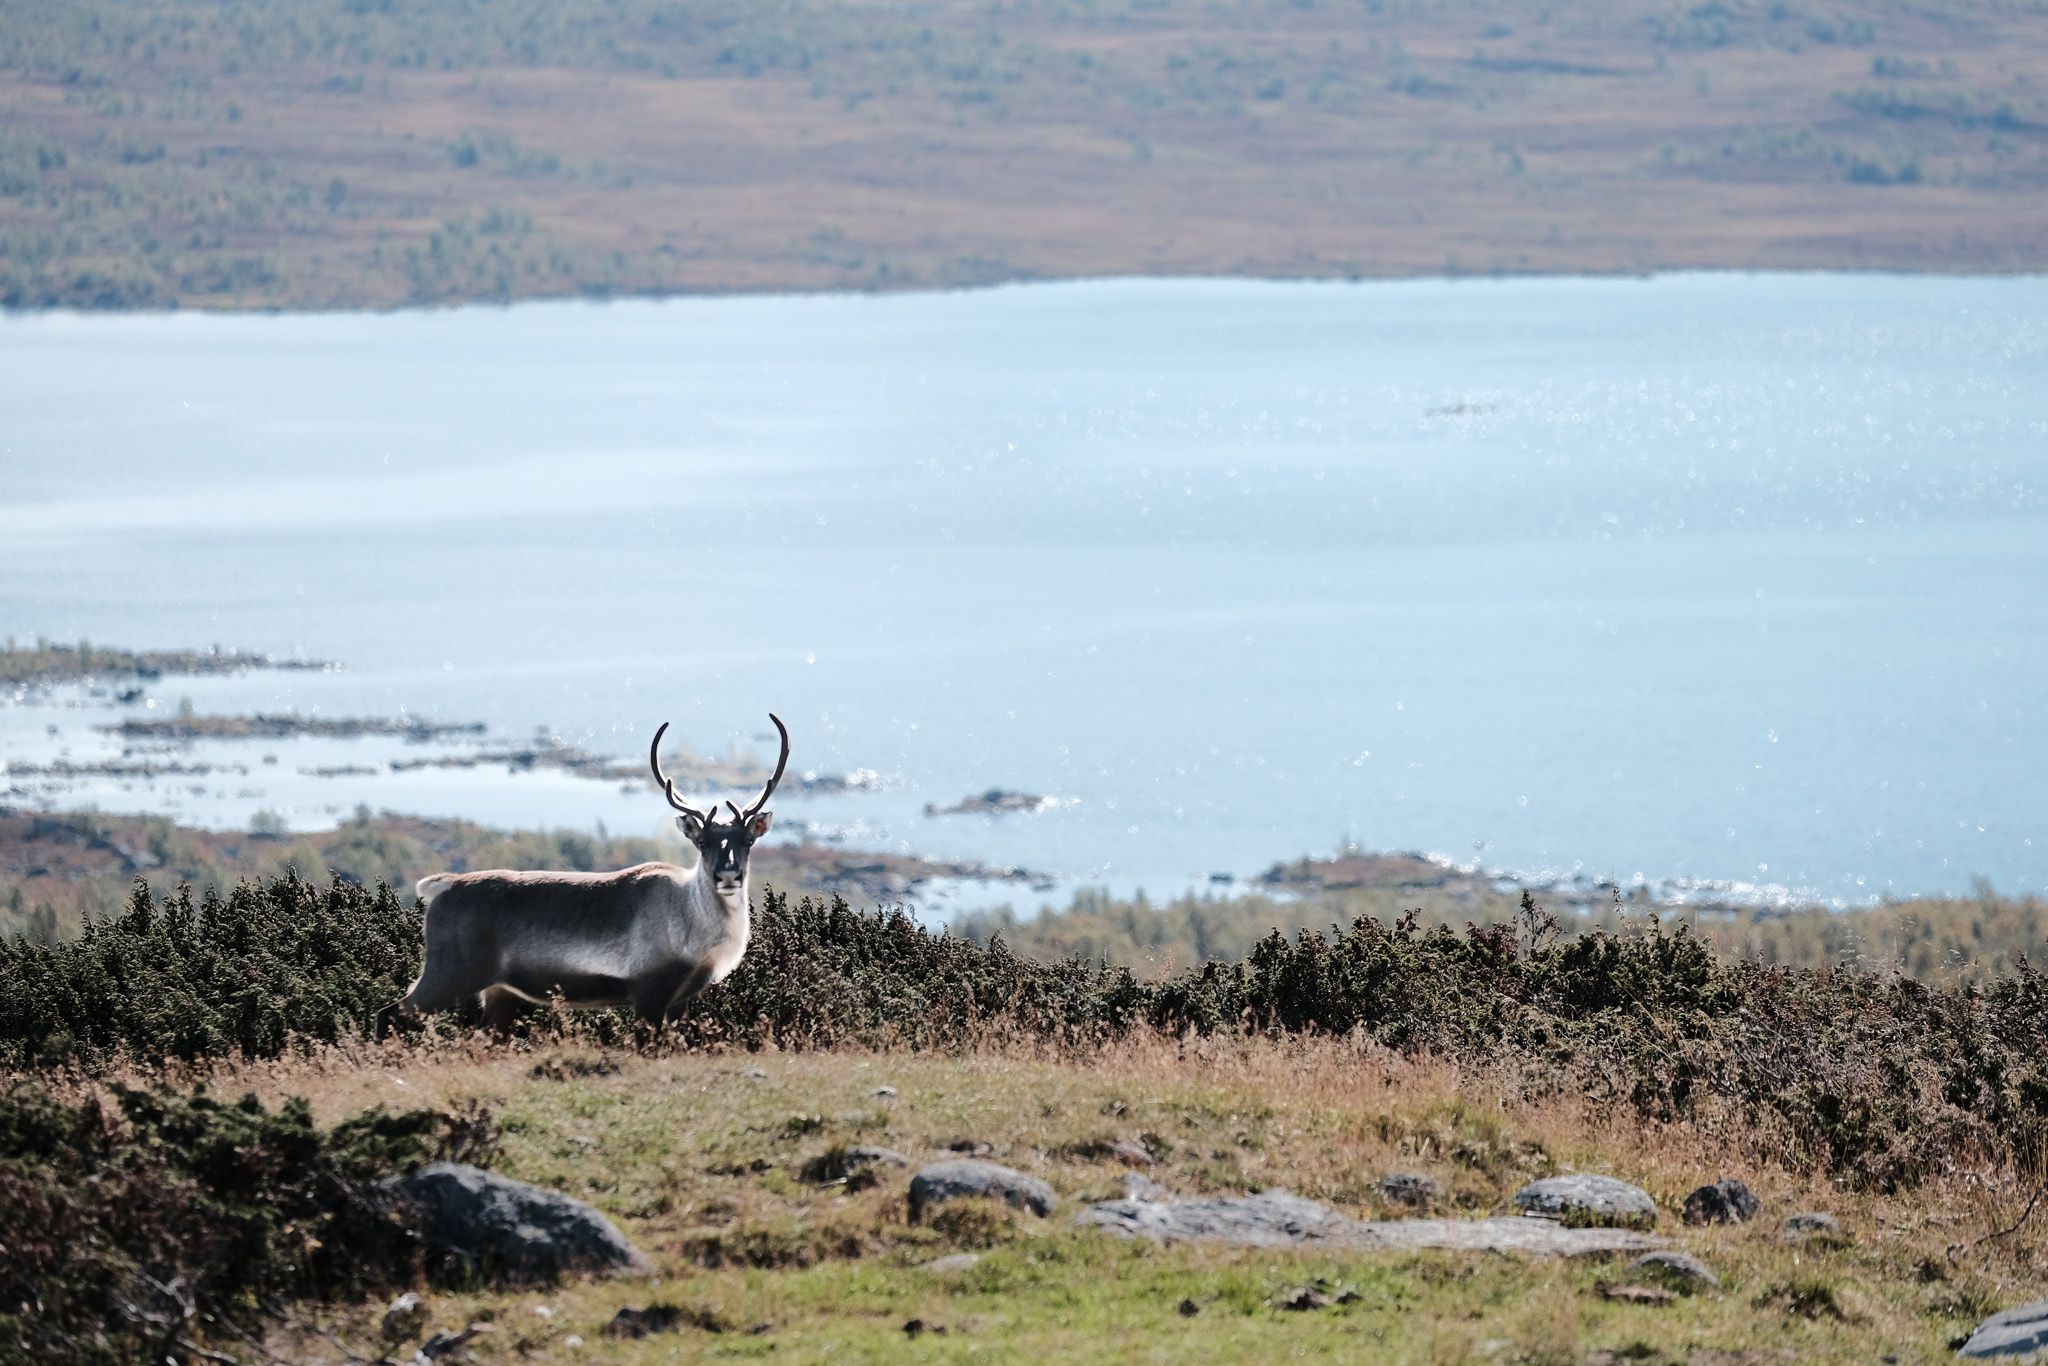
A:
4,872,2045,1360
241,1040,2043,1363
2,0,2045,309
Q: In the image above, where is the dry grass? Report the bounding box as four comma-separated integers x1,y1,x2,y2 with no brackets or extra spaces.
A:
110,1027,2044,1362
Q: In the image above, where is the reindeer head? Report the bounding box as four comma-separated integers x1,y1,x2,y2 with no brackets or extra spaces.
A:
649,713,789,900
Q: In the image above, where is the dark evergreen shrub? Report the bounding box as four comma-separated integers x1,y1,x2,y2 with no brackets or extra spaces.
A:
0,1084,443,1365
2,874,2044,1191
0,870,420,1068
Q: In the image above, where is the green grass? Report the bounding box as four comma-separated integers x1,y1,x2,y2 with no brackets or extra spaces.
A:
241,1043,2011,1364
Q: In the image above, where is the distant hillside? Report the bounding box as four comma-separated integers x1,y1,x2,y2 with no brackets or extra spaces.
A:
2,0,2044,309
955,851,2048,983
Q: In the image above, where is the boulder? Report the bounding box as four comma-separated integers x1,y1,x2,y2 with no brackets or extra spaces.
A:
1080,1189,1361,1249
1959,1297,2048,1359
1077,1189,1663,1256
1514,1174,1658,1228
1628,1250,1720,1292
1682,1178,1761,1225
1782,1211,1845,1244
377,1161,652,1286
908,1159,1055,1222
1378,1171,1441,1211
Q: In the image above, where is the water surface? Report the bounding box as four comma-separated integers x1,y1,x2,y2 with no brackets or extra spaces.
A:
2,274,2042,907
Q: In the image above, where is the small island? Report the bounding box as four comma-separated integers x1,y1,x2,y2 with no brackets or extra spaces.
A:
925,788,1056,817
1,639,330,692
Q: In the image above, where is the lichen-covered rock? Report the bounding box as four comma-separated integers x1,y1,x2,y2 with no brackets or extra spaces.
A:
378,1161,652,1286
908,1159,1055,1222
1514,1174,1658,1228
1628,1250,1720,1292
1959,1297,2048,1359
1080,1189,1360,1248
1682,1178,1761,1225
1378,1171,1441,1211
1076,1189,1663,1256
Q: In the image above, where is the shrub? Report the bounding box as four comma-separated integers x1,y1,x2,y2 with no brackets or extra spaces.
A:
0,1083,447,1365
0,870,421,1068
5,875,2046,1192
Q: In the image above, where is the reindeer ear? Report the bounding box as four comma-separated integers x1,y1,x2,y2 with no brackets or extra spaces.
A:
677,812,705,840
748,811,773,839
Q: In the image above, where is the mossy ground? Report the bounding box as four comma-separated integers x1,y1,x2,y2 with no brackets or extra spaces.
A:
217,1033,2033,1364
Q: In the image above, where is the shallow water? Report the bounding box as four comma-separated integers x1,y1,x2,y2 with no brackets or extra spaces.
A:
2,274,2042,908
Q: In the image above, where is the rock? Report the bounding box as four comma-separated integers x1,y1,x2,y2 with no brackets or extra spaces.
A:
1628,1250,1720,1292
1271,1278,1360,1311
742,1066,768,1080
1080,1189,1360,1248
1109,1139,1155,1167
1123,1171,1169,1203
847,1143,910,1169
377,1161,653,1286
909,1160,1056,1222
944,1138,995,1156
1959,1297,2048,1359
873,1085,898,1099
802,1144,909,1186
1682,1178,1761,1225
1076,1189,1663,1256
382,1292,429,1346
918,1253,983,1273
602,1305,689,1339
1597,1282,1676,1306
1273,1285,1333,1311
1368,1217,1661,1256
411,1324,490,1363
1514,1174,1658,1228
1378,1171,1441,1211
1782,1211,1845,1243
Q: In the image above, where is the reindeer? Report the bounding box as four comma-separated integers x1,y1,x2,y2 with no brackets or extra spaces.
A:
393,714,790,1030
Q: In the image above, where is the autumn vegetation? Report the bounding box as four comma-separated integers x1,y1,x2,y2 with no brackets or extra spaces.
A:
2,0,2045,310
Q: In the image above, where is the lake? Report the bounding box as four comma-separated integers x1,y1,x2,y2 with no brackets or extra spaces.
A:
2,274,2043,909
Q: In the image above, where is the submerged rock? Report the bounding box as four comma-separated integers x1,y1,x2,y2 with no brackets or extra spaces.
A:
909,1159,1055,1222
377,1161,652,1286
1514,1174,1658,1228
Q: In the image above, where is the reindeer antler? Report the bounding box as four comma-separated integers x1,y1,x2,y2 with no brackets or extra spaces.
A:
741,713,791,821
648,721,713,822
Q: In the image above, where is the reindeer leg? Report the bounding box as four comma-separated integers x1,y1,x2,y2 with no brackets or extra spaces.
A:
629,962,714,1027
479,986,532,1034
